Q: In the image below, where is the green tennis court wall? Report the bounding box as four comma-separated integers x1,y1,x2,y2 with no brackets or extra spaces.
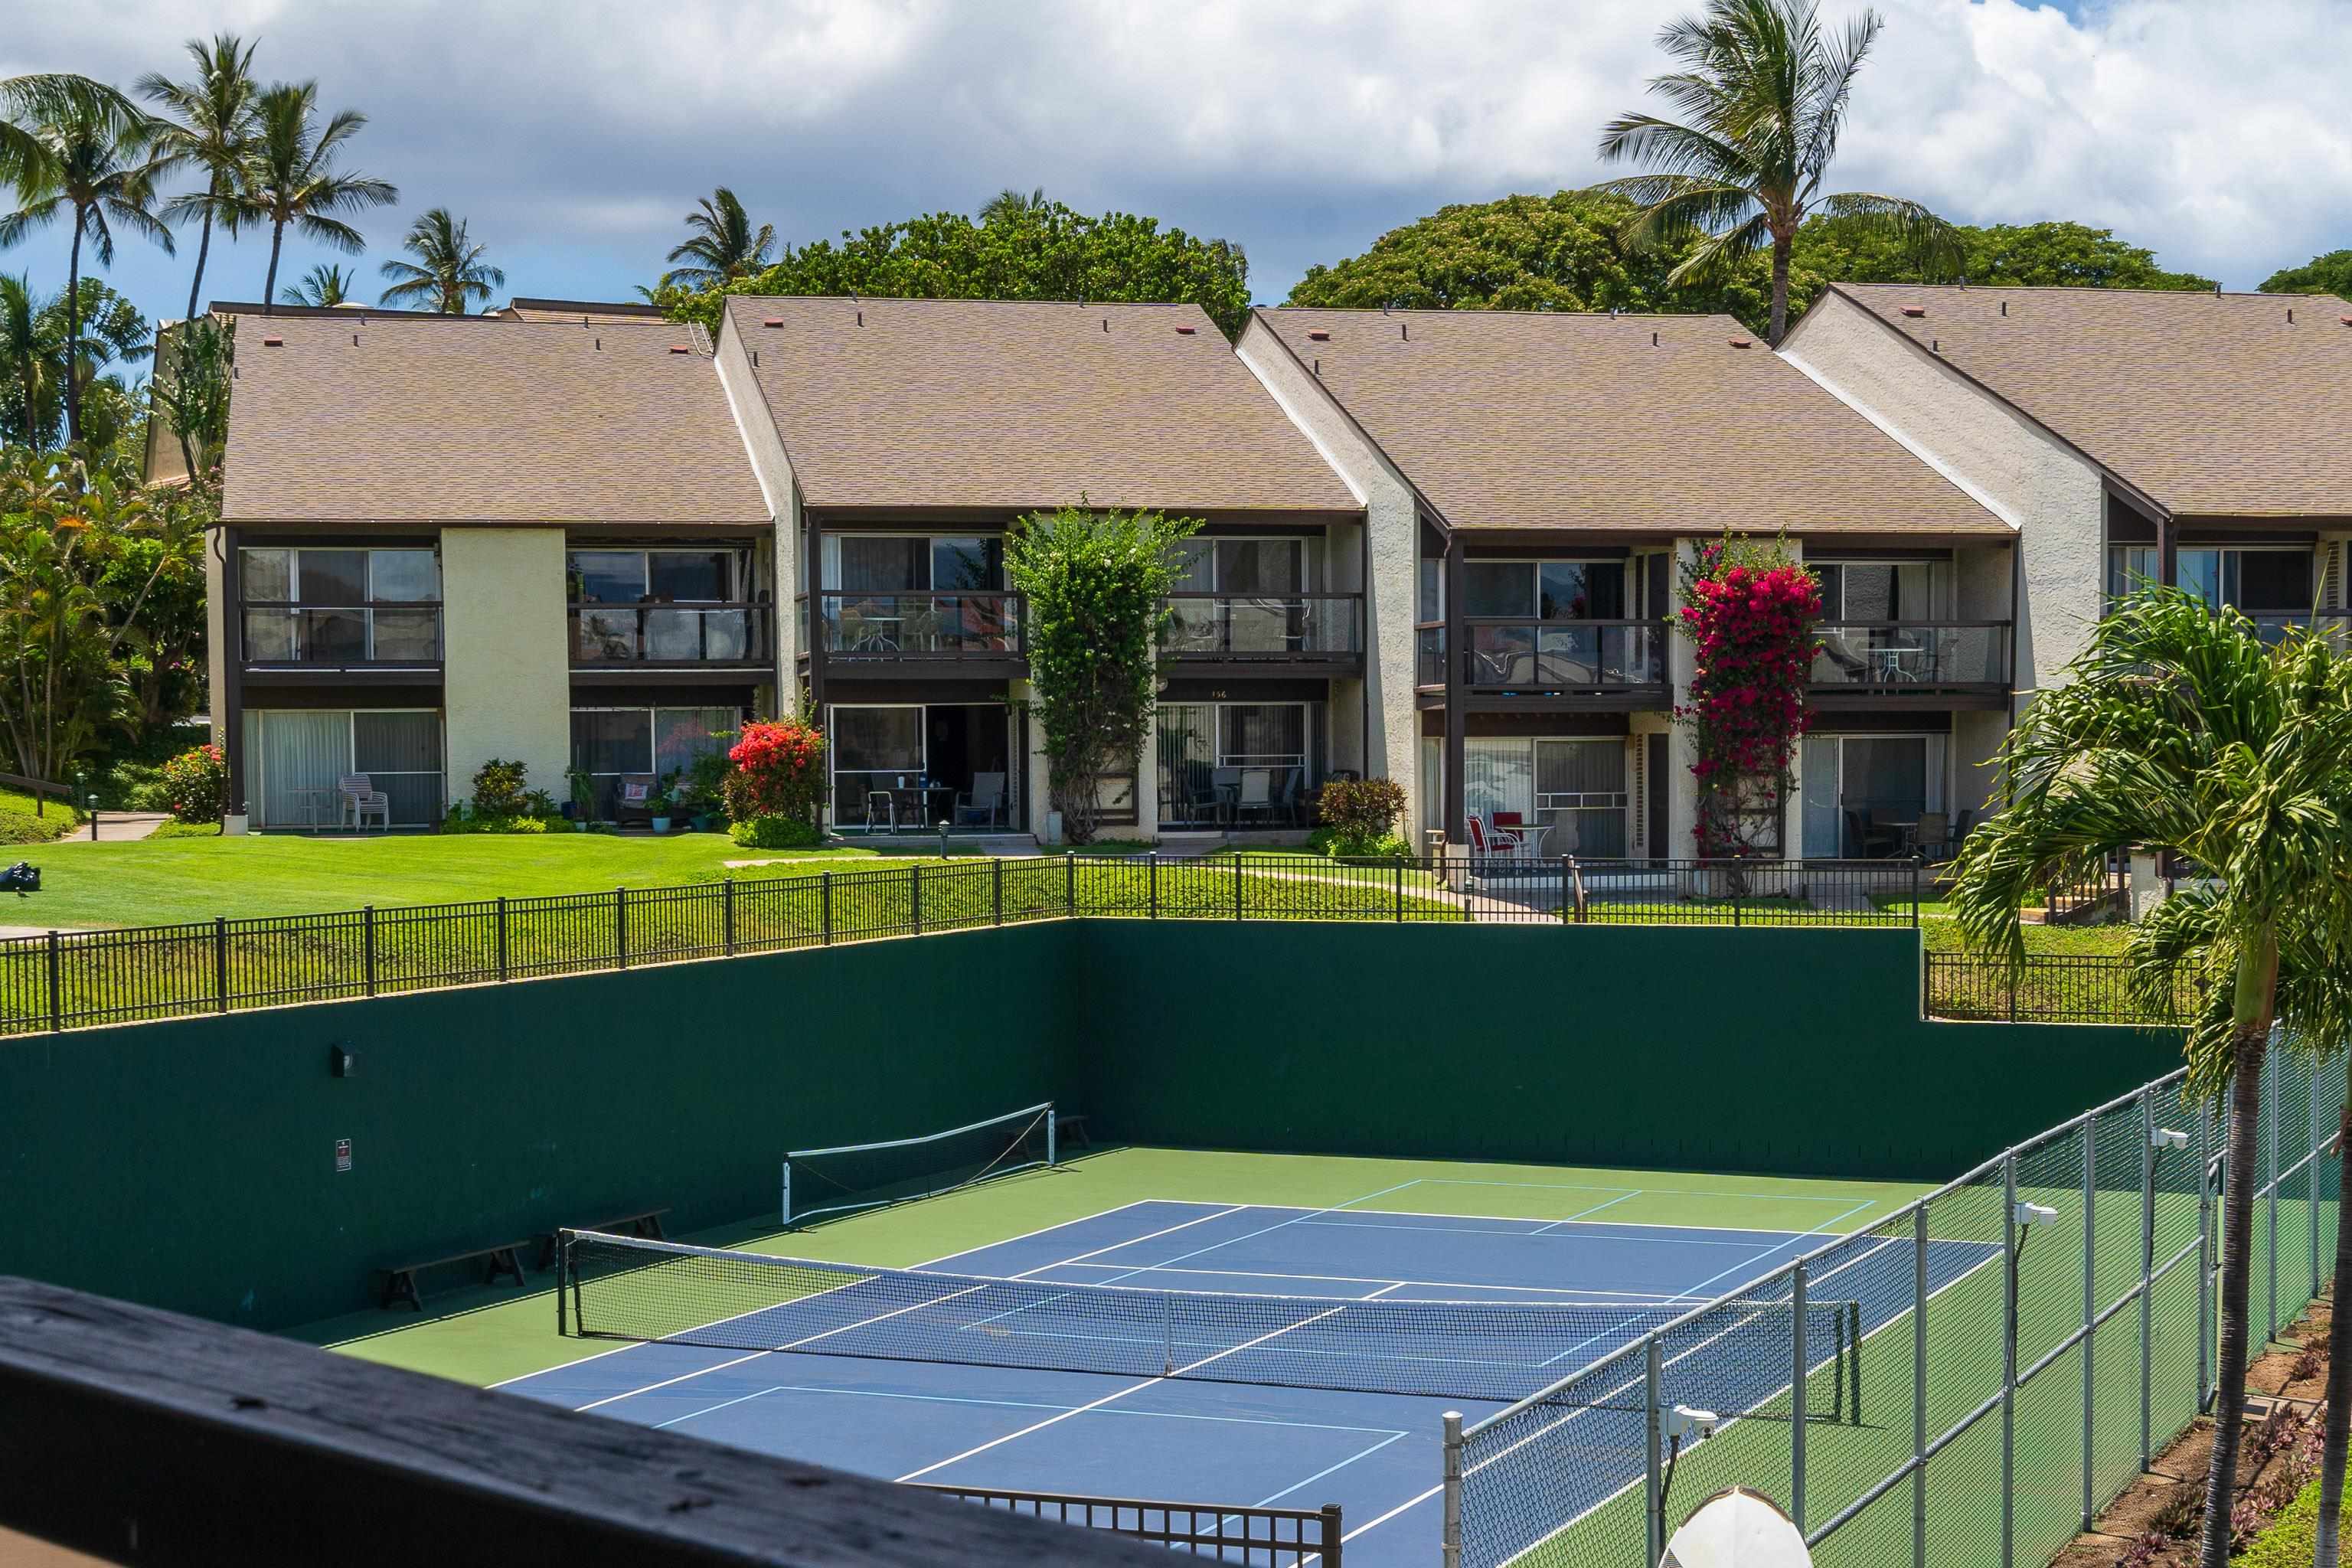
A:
1072,923,2181,1180
0,926,1081,1329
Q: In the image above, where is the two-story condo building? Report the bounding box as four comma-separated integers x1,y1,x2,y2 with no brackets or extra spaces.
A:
707,296,1364,840
1236,307,2013,861
211,312,775,827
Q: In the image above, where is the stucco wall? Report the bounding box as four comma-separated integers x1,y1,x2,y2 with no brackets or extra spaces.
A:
711,313,797,673
441,529,570,797
1234,318,1416,823
203,531,228,753
1781,292,2105,701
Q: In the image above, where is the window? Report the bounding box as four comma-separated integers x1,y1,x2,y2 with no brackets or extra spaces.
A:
570,707,739,815
240,547,442,664
568,549,740,603
2158,547,2313,616
1815,560,1942,620
242,708,443,828
931,537,1003,591
825,535,1004,592
832,707,925,775
1155,702,1318,828
1462,560,1625,621
1417,560,1442,623
2106,545,2159,603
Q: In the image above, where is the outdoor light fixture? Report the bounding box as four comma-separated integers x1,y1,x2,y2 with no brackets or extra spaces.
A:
2014,1201,2057,1227
1665,1405,1718,1442
2151,1128,2190,1152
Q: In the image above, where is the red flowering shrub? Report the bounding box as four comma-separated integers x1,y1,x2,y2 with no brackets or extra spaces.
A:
1676,537,1821,856
721,717,827,826
159,743,228,823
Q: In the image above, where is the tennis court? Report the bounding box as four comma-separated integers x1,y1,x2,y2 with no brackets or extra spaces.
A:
499,1166,1983,1567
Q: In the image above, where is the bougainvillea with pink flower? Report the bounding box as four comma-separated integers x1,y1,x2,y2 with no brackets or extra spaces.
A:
722,716,827,824
1676,536,1821,857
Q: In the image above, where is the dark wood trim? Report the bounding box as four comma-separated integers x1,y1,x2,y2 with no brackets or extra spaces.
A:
806,505,827,724
805,505,1361,529
244,667,445,687
0,1275,1167,1568
1158,658,1361,683
1442,535,1465,843
219,526,244,815
1160,676,1331,704
230,530,441,547
1808,688,2009,712
567,666,773,687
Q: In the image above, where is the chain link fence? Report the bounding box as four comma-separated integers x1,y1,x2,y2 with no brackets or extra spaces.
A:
1444,1042,2343,1568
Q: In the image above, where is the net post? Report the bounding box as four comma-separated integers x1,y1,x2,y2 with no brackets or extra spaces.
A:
1791,1259,1808,1531
214,915,229,1013
1319,1502,1343,1568
1047,1106,1057,1170
724,877,737,956
495,895,509,981
1440,1410,1464,1568
363,904,376,997
2081,1115,2096,1531
2140,1089,2157,1470
821,871,833,945
1913,1202,1929,1568
1161,1292,1175,1377
554,1229,570,1338
1848,1298,1863,1426
780,1158,792,1227
1644,1338,1664,1565
2001,1149,2018,1568
615,886,628,970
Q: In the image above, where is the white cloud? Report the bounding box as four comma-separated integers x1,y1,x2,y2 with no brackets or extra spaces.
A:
5,0,2347,331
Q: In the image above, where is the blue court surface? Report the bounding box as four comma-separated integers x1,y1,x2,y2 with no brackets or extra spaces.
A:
502,1199,1993,1566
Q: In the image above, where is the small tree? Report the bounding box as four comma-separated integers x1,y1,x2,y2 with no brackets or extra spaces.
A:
1677,534,1820,857
722,716,825,828
1004,505,1198,845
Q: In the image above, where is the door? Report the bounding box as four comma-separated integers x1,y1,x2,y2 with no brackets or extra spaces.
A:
251,710,350,828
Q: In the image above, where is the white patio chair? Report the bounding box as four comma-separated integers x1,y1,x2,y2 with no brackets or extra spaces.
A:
338,774,390,832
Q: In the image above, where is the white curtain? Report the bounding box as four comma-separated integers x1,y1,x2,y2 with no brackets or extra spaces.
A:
249,710,349,828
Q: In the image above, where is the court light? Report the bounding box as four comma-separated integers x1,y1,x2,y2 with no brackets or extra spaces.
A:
1666,1405,1719,1442
2014,1201,2058,1227
2151,1128,2190,1152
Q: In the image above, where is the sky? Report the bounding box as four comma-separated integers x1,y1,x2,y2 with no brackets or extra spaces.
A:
6,0,2350,346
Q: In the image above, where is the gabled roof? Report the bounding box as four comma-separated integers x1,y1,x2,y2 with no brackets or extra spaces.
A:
497,297,668,323
222,317,769,524
1255,307,2004,534
724,296,1357,514
1825,284,2352,519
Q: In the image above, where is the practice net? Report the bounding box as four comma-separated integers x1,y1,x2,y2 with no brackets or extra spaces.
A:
782,1101,1054,1228
557,1229,1863,1410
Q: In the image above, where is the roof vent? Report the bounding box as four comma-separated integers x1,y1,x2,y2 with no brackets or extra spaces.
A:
1307,329,1331,341
1727,337,1752,349
1900,305,1927,318
763,317,783,328
1174,325,1196,335
669,345,690,354
2341,315,2352,327
261,336,283,347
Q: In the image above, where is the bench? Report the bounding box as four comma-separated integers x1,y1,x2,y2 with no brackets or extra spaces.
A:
377,1240,528,1311
536,1207,670,1272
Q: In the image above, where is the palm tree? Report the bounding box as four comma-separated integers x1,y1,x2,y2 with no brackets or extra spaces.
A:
0,272,63,447
138,35,262,328
1949,589,2352,1568
378,209,504,313
2,74,136,194
280,262,355,308
981,185,1048,224
243,81,397,316
0,87,175,446
659,187,776,289
1596,0,1959,345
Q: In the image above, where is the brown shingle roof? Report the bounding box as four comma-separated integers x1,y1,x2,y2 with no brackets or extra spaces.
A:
726,296,1357,514
222,317,769,524
1830,284,2352,518
498,297,669,323
1257,307,2003,534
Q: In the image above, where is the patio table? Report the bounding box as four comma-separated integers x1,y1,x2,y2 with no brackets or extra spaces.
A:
287,786,333,830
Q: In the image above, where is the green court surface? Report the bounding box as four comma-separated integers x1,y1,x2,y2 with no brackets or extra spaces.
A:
301,1145,1926,1387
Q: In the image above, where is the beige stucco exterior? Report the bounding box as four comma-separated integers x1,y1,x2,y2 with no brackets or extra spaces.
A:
712,312,800,674
441,528,570,800
1233,317,1417,825
1779,291,2105,702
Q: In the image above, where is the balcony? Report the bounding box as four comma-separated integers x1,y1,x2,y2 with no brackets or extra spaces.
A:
805,592,1024,663
1419,619,1671,709
240,603,442,673
2246,609,2352,646
1158,593,1362,672
570,603,772,668
1809,622,2011,707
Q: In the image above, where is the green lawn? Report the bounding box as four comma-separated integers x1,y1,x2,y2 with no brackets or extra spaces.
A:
0,784,81,848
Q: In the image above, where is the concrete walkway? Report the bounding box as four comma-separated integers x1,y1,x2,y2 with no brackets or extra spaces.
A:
45,812,170,844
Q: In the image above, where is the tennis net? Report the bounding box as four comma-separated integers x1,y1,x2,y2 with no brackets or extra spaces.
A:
782,1100,1054,1228
557,1229,1861,1410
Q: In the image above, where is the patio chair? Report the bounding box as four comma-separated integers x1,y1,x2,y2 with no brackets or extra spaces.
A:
338,774,390,833
1909,811,1952,861
1181,766,1227,828
1233,768,1277,826
956,773,1006,828
1844,808,1897,859
1466,814,1527,861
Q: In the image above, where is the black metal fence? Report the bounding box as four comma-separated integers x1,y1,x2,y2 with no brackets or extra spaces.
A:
0,853,1950,1037
907,1484,1340,1566
1924,950,2189,1024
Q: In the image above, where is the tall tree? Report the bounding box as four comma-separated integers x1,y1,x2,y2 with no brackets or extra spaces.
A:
659,187,776,290
1949,589,2352,1568
138,35,262,328
243,82,397,316
1598,0,1958,345
2,75,137,195
0,276,149,452
2260,248,2352,298
281,262,354,307
377,208,503,313
981,186,1047,224
0,87,174,446
1795,214,2217,290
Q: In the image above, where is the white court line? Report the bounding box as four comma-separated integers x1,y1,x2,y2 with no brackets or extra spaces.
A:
1298,1217,1801,1250
655,1380,1406,1437
1044,1259,1721,1304
1413,1178,1875,1204
489,1198,1176,1389
1529,1189,1643,1236
893,1282,1410,1484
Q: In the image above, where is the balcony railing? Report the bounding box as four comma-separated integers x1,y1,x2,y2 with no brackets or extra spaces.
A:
1158,593,1363,658
806,591,1024,658
2246,609,2352,645
1419,619,1669,694
240,603,442,667
1809,622,2011,691
570,603,771,666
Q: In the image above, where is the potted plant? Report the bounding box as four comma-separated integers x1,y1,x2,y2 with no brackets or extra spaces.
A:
567,766,596,831
647,768,684,835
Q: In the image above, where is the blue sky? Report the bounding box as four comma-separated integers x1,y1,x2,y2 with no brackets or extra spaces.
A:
6,0,2347,351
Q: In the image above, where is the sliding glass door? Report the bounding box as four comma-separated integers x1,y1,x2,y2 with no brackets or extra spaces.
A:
1800,733,1947,857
